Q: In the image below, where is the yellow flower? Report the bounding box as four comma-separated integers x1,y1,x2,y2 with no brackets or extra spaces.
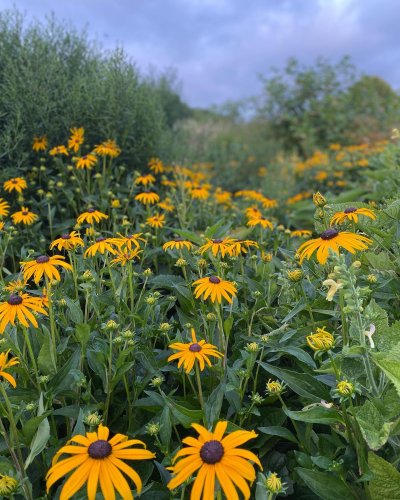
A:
190,186,210,200
336,380,355,396
157,199,175,212
50,231,84,251
313,192,327,207
261,197,278,209
199,237,236,258
0,293,48,333
113,233,146,251
110,248,141,266
168,328,223,373
322,279,344,301
0,198,10,217
290,230,312,238
0,351,19,388
266,379,284,394
3,177,27,194
11,207,38,225
287,269,303,282
297,229,372,265
192,275,237,304
84,237,119,258
148,157,165,174
49,145,69,156
0,474,18,495
265,472,283,493
214,190,232,204
77,208,108,225
3,279,26,293
93,139,121,157
261,252,273,263
229,239,259,256
46,423,155,500
21,255,72,284
146,213,165,229
247,216,273,230
168,421,261,499
68,127,84,152
74,153,98,170
135,174,156,187
32,135,48,152
135,191,160,205
306,327,334,351
245,206,262,219
163,239,194,252
330,207,376,225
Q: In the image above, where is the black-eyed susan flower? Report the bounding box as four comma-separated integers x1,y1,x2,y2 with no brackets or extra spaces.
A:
49,145,69,156
113,232,146,250
330,207,376,225
168,328,223,373
214,189,232,205
50,231,84,251
77,208,108,225
11,207,38,225
21,255,72,284
265,379,284,395
193,276,237,304
0,350,19,387
46,423,155,500
247,216,273,230
0,293,48,333
190,186,210,200
84,237,119,258
265,472,284,494
297,229,373,265
32,135,48,152
199,238,236,258
261,197,278,209
163,238,194,252
74,153,98,170
0,198,10,217
230,239,258,255
245,206,262,219
135,191,160,205
110,248,141,266
335,380,355,398
157,198,175,212
93,139,121,157
3,177,27,194
3,279,26,293
148,157,165,174
306,327,334,351
135,174,156,187
146,213,165,229
0,474,18,496
168,421,261,499
290,229,312,238
68,127,84,152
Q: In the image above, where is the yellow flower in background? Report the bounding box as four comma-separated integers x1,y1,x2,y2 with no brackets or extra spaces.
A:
190,186,210,200
84,237,119,258
168,421,261,500
49,145,69,156
168,328,223,373
245,206,262,219
68,127,84,152
110,248,141,266
0,351,19,388
265,472,283,494
163,238,194,252
290,230,312,238
11,207,38,225
32,135,48,152
75,153,98,170
0,293,48,333
46,423,155,500
247,216,273,230
50,231,84,251
230,239,258,255
135,174,156,187
306,327,334,351
193,275,237,304
336,380,355,397
297,229,372,265
266,379,284,394
0,198,10,217
0,474,18,495
157,199,175,212
148,157,165,174
93,139,121,157
330,207,376,225
261,197,278,209
21,255,72,284
3,280,26,294
135,191,160,205
199,237,236,258
3,177,27,194
146,213,165,229
77,208,108,225
113,232,146,250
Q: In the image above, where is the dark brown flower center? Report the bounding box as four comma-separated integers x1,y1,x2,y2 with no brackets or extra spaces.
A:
87,208,95,213
209,276,221,284
212,239,223,244
88,440,112,459
8,294,22,305
36,255,50,264
344,207,357,214
96,237,107,242
11,180,17,184
174,238,184,242
22,211,29,215
200,440,224,464
82,155,87,159
61,233,71,239
189,343,202,352
320,229,339,240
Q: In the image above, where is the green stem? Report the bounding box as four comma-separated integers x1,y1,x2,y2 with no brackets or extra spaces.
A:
195,363,205,424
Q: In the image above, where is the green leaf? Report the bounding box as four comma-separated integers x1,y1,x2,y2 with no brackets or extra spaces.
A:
24,393,50,468
75,323,91,350
259,362,330,402
21,412,52,444
258,426,298,444
284,406,344,424
72,409,85,437
64,297,83,324
282,299,307,322
172,229,203,245
296,468,357,500
372,350,400,397
38,326,56,375
205,384,225,426
368,452,400,500
355,401,391,450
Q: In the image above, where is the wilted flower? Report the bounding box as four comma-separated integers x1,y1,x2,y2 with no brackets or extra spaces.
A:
322,278,344,301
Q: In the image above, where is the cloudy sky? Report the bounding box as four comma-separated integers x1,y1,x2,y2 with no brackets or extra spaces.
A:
0,0,399,107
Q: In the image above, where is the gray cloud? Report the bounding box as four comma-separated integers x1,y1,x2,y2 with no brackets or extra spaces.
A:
0,0,399,106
